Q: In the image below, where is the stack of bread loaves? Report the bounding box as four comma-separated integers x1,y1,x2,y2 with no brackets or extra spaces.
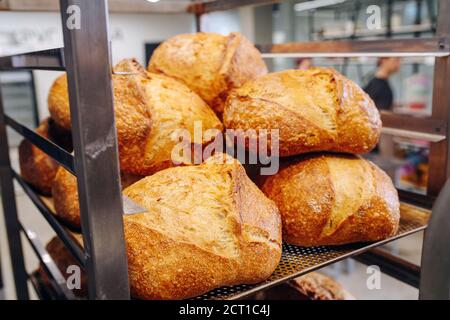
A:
21,31,400,299
221,67,400,246
23,33,284,299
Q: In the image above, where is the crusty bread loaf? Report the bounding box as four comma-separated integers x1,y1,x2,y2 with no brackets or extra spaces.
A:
18,118,72,195
37,236,87,297
148,32,268,115
253,272,355,300
52,166,142,228
52,153,281,299
123,153,281,299
289,272,355,300
48,58,222,176
223,68,381,156
261,154,400,246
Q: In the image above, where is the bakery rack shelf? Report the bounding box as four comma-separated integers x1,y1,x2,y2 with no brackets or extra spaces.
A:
11,170,84,265
198,203,428,300
0,0,449,300
1,0,129,300
5,115,75,173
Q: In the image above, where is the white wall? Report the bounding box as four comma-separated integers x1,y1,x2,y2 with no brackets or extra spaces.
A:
0,11,194,120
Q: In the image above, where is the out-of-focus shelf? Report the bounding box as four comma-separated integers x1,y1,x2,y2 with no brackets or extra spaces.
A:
0,0,193,13
258,37,450,58
319,23,434,40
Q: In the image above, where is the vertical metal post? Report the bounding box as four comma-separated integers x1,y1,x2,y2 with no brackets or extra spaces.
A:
59,0,130,299
420,0,450,299
0,87,29,300
427,0,450,197
195,13,202,32
420,179,450,299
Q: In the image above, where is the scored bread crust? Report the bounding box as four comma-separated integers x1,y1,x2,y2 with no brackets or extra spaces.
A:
123,153,281,299
18,118,72,195
223,68,382,156
51,153,281,299
52,166,142,228
261,154,400,246
148,32,268,115
48,58,223,176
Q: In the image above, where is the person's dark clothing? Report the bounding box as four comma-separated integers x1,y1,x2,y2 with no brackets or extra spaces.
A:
364,77,393,110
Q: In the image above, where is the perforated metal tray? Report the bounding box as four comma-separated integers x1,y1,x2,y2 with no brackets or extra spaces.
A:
195,203,429,300
35,198,428,300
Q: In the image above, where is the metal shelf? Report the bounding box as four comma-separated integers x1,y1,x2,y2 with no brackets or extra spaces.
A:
0,48,65,71
20,224,75,300
0,0,192,14
39,202,427,300
258,37,450,58
12,170,85,265
6,115,75,173
196,203,428,300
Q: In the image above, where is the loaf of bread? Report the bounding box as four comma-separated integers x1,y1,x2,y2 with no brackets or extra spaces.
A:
261,154,400,246
253,272,354,300
148,32,268,115
48,58,222,176
37,236,87,298
52,153,281,299
289,272,355,300
18,118,72,195
124,153,281,299
223,68,381,156
52,166,142,228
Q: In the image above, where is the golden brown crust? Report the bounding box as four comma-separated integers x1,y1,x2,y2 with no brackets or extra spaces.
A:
252,272,354,300
52,153,281,299
18,118,72,196
289,272,355,300
52,167,81,228
48,58,222,176
223,68,381,156
38,237,87,297
261,154,400,246
123,153,281,299
52,166,143,229
148,32,268,115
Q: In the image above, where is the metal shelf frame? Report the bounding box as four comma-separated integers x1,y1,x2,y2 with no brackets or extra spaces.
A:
0,0,449,300
0,0,129,300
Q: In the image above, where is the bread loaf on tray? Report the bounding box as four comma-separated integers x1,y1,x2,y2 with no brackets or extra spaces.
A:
261,154,400,246
48,58,222,176
223,68,381,156
37,236,87,298
18,118,72,195
253,272,355,300
52,153,282,299
148,32,267,115
52,167,142,228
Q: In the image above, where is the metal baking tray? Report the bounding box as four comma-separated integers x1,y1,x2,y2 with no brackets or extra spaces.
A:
196,203,428,300
34,195,428,300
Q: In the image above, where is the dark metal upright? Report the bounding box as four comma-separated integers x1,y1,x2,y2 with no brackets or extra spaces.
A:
0,87,29,300
427,0,450,197
420,179,450,299
59,0,130,299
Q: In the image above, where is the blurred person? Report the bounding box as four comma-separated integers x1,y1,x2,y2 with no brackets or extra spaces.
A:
364,58,400,157
364,57,401,110
296,58,313,70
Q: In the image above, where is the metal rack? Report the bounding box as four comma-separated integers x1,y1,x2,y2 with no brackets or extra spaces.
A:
0,0,449,300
